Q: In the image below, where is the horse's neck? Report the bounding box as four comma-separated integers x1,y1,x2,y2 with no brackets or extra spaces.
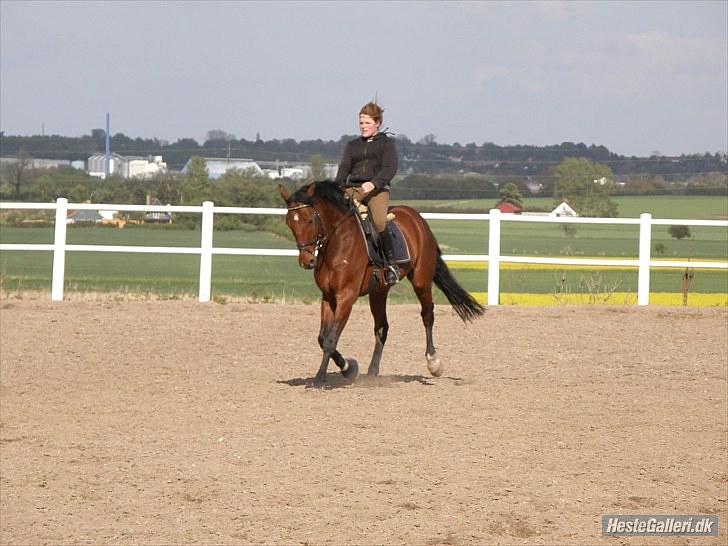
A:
318,202,353,235
316,202,365,264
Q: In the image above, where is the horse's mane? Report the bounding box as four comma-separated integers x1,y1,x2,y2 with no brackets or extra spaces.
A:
290,180,350,212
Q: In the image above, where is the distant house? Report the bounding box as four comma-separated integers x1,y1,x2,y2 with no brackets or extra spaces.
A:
551,201,577,217
143,197,172,224
67,209,103,224
495,202,522,214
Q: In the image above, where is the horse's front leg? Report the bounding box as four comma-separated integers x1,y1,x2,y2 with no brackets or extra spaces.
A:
367,287,390,376
315,293,358,386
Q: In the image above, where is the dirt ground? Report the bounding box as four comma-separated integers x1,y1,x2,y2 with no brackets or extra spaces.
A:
0,298,726,545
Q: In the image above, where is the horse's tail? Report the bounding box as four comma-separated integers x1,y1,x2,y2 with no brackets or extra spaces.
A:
433,247,485,322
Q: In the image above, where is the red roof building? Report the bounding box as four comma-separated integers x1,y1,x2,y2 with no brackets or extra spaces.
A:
495,202,522,214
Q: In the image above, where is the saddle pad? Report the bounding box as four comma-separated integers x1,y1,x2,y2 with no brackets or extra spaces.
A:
362,218,411,265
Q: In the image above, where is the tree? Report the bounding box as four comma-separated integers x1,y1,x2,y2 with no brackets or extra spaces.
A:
11,150,32,199
309,154,326,181
418,134,437,146
498,182,523,208
668,225,691,240
205,129,235,142
69,183,90,202
182,156,211,203
553,158,617,217
155,174,184,205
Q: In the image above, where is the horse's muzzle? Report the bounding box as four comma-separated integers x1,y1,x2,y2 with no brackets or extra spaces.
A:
298,252,316,270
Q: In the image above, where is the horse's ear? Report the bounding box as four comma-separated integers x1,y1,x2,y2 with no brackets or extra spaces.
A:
278,184,290,202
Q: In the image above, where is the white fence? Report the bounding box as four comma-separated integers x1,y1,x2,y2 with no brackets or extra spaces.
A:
0,198,726,305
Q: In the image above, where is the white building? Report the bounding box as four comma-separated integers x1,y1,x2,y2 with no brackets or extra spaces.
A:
88,153,122,178
181,157,338,181
0,157,71,169
88,153,167,179
181,157,264,180
119,156,166,179
551,201,578,217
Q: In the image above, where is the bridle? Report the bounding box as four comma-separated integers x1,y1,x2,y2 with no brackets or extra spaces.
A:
286,200,355,266
287,202,326,260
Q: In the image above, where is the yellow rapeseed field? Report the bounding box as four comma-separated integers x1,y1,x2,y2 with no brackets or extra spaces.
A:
469,292,727,307
447,260,728,271
448,259,727,307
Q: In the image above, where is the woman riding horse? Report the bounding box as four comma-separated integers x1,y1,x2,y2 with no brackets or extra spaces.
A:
334,101,399,285
279,179,484,387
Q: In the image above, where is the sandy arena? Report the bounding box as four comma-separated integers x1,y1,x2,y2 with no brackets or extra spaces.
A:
0,299,726,545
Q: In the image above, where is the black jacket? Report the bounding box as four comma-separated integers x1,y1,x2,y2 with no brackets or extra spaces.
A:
334,133,398,191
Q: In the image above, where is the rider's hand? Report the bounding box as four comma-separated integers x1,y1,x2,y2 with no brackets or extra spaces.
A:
361,181,375,194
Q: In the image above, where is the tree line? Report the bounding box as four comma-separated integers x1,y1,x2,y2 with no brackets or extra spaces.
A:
1,129,726,181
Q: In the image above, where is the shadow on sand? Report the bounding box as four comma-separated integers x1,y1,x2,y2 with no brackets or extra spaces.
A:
277,373,463,390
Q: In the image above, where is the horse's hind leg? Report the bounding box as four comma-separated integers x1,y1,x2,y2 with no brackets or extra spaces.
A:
412,279,443,377
366,288,389,376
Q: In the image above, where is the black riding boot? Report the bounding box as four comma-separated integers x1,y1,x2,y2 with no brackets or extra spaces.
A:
378,229,399,285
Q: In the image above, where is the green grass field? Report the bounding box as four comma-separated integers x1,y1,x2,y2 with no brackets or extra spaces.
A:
1,195,726,303
392,195,728,220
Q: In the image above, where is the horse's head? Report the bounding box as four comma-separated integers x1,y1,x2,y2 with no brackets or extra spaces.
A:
279,184,321,269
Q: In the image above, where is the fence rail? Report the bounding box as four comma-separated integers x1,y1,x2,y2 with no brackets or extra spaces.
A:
1,198,726,305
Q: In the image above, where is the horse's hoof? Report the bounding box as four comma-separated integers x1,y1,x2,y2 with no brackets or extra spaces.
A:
311,375,327,388
342,359,359,382
426,353,444,377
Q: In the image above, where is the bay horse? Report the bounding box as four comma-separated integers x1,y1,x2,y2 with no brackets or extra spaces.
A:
279,181,484,386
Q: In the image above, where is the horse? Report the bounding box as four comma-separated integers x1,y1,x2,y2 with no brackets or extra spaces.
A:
278,181,484,386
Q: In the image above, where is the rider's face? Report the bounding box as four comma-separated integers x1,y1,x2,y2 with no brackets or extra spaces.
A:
359,114,380,139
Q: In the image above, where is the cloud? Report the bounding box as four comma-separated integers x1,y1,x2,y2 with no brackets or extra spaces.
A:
528,0,582,21
626,31,727,77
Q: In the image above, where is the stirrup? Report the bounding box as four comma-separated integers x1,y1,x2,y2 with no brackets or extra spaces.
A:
385,265,399,285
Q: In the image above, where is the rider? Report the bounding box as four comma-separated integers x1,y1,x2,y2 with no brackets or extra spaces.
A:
334,101,399,285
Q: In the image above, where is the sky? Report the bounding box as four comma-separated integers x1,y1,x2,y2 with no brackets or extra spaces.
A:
1,0,726,157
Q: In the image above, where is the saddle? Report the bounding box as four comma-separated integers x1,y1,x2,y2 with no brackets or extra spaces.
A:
352,199,411,267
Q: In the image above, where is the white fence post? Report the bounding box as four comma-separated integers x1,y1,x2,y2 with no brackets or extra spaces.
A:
487,208,501,306
51,198,68,301
198,201,214,302
637,212,652,306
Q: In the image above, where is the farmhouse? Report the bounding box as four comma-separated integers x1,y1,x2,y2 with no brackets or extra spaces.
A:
551,201,578,217
143,197,172,224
